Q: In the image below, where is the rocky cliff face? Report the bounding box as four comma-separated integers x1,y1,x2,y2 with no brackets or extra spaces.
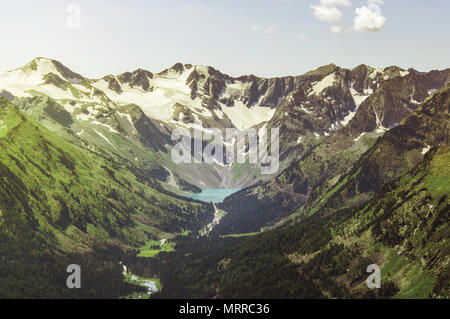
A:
320,85,450,211
216,77,450,235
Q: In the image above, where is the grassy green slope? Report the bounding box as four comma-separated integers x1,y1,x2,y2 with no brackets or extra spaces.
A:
146,146,449,299
0,96,213,297
13,94,219,192
146,86,450,299
329,146,450,298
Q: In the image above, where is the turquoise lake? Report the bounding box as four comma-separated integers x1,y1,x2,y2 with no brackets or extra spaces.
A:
185,188,241,203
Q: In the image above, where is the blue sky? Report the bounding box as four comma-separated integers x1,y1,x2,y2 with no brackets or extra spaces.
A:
0,0,449,78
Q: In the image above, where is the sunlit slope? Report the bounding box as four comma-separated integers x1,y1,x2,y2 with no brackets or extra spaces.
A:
0,95,213,252
150,146,449,299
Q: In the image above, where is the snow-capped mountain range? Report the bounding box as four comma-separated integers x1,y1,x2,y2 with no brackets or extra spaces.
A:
2,58,446,133
1,58,449,189
0,58,291,131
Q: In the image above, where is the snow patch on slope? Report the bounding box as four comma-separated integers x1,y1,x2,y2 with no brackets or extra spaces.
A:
309,73,336,96
92,121,118,133
421,145,431,155
93,69,199,123
117,112,136,131
93,129,118,150
220,101,275,130
340,110,357,126
0,59,77,99
410,94,422,105
349,81,371,107
369,68,384,79
400,71,410,77
354,132,365,142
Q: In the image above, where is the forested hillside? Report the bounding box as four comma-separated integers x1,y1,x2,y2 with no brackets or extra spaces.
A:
0,96,213,298
139,146,449,299
136,87,450,299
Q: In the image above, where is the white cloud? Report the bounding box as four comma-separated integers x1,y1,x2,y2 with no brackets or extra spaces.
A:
251,24,262,32
310,0,387,33
310,5,344,24
266,25,275,34
330,25,343,34
320,0,351,7
354,5,386,31
251,24,275,34
297,34,310,40
310,0,351,34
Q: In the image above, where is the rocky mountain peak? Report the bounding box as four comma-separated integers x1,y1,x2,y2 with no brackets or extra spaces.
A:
18,57,85,84
117,68,154,91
